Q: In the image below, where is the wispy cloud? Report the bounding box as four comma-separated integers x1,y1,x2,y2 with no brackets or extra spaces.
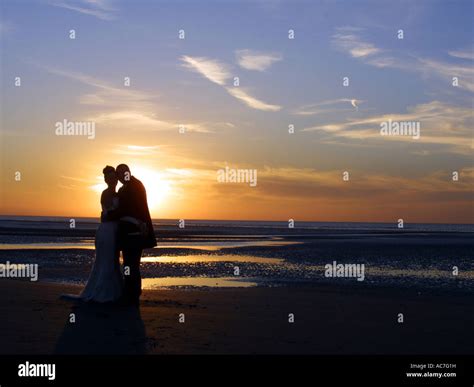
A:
417,57,474,93
181,55,281,111
181,56,231,86
254,166,474,202
60,175,95,183
40,65,221,133
302,101,472,154
235,49,282,71
90,111,213,133
293,98,363,116
332,27,474,93
332,27,382,58
449,48,474,60
59,174,98,191
91,111,172,130
41,66,156,110
366,54,474,92
50,0,117,21
226,87,281,111
111,144,162,156
207,164,473,222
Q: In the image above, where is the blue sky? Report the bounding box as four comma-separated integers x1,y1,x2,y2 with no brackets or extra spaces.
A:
0,0,473,222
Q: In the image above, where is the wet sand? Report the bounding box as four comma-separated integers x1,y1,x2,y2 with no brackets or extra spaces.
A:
1,280,473,355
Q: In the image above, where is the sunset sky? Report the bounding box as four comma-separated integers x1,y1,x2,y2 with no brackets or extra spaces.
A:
1,0,473,223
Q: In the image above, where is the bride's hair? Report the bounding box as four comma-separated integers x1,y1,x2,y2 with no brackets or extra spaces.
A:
103,165,115,175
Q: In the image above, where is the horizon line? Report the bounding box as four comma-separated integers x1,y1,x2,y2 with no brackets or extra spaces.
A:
0,214,473,226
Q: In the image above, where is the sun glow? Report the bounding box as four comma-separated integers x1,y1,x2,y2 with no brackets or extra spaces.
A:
91,166,171,212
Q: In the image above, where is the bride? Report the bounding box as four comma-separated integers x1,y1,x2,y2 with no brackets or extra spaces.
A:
78,166,123,302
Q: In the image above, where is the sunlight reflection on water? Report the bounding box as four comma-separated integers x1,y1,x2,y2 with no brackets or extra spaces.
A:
0,240,301,251
141,255,283,264
142,277,258,288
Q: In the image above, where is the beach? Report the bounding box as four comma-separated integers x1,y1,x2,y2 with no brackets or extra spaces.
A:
0,217,473,354
1,280,474,355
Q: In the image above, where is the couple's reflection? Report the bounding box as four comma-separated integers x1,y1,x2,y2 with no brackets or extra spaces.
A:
55,302,147,354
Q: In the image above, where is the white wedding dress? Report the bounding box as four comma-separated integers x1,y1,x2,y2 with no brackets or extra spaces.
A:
79,196,123,303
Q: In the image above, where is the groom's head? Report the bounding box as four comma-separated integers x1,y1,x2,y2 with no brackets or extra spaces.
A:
116,164,131,184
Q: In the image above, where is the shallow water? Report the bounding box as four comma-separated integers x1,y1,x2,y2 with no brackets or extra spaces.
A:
0,240,301,251
11,251,473,292
142,276,259,289
0,224,472,292
141,254,284,264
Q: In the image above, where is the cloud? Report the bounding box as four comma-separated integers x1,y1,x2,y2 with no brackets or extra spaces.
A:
302,101,472,154
39,66,223,133
181,55,281,111
50,0,117,20
59,175,98,191
90,111,213,133
91,111,170,129
417,57,474,93
111,145,162,156
449,48,474,61
211,165,474,209
226,87,282,111
60,175,95,183
181,56,231,86
41,66,156,110
332,27,474,93
293,98,363,116
332,27,382,58
235,49,282,71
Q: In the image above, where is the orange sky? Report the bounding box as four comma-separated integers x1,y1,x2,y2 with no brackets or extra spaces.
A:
1,143,473,223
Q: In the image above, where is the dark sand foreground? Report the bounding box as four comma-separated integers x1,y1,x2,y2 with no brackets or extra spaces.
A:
1,280,473,355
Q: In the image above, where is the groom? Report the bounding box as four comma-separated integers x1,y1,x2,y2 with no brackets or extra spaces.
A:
105,164,157,305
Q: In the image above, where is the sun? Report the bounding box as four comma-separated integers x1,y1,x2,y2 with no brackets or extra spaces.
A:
132,166,171,211
91,166,171,213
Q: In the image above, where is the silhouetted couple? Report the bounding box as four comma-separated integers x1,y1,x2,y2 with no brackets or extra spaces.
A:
79,164,156,306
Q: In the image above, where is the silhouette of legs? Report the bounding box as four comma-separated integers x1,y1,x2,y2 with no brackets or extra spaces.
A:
122,247,143,303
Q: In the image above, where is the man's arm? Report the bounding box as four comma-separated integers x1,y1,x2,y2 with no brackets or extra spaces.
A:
105,202,124,221
106,206,126,220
